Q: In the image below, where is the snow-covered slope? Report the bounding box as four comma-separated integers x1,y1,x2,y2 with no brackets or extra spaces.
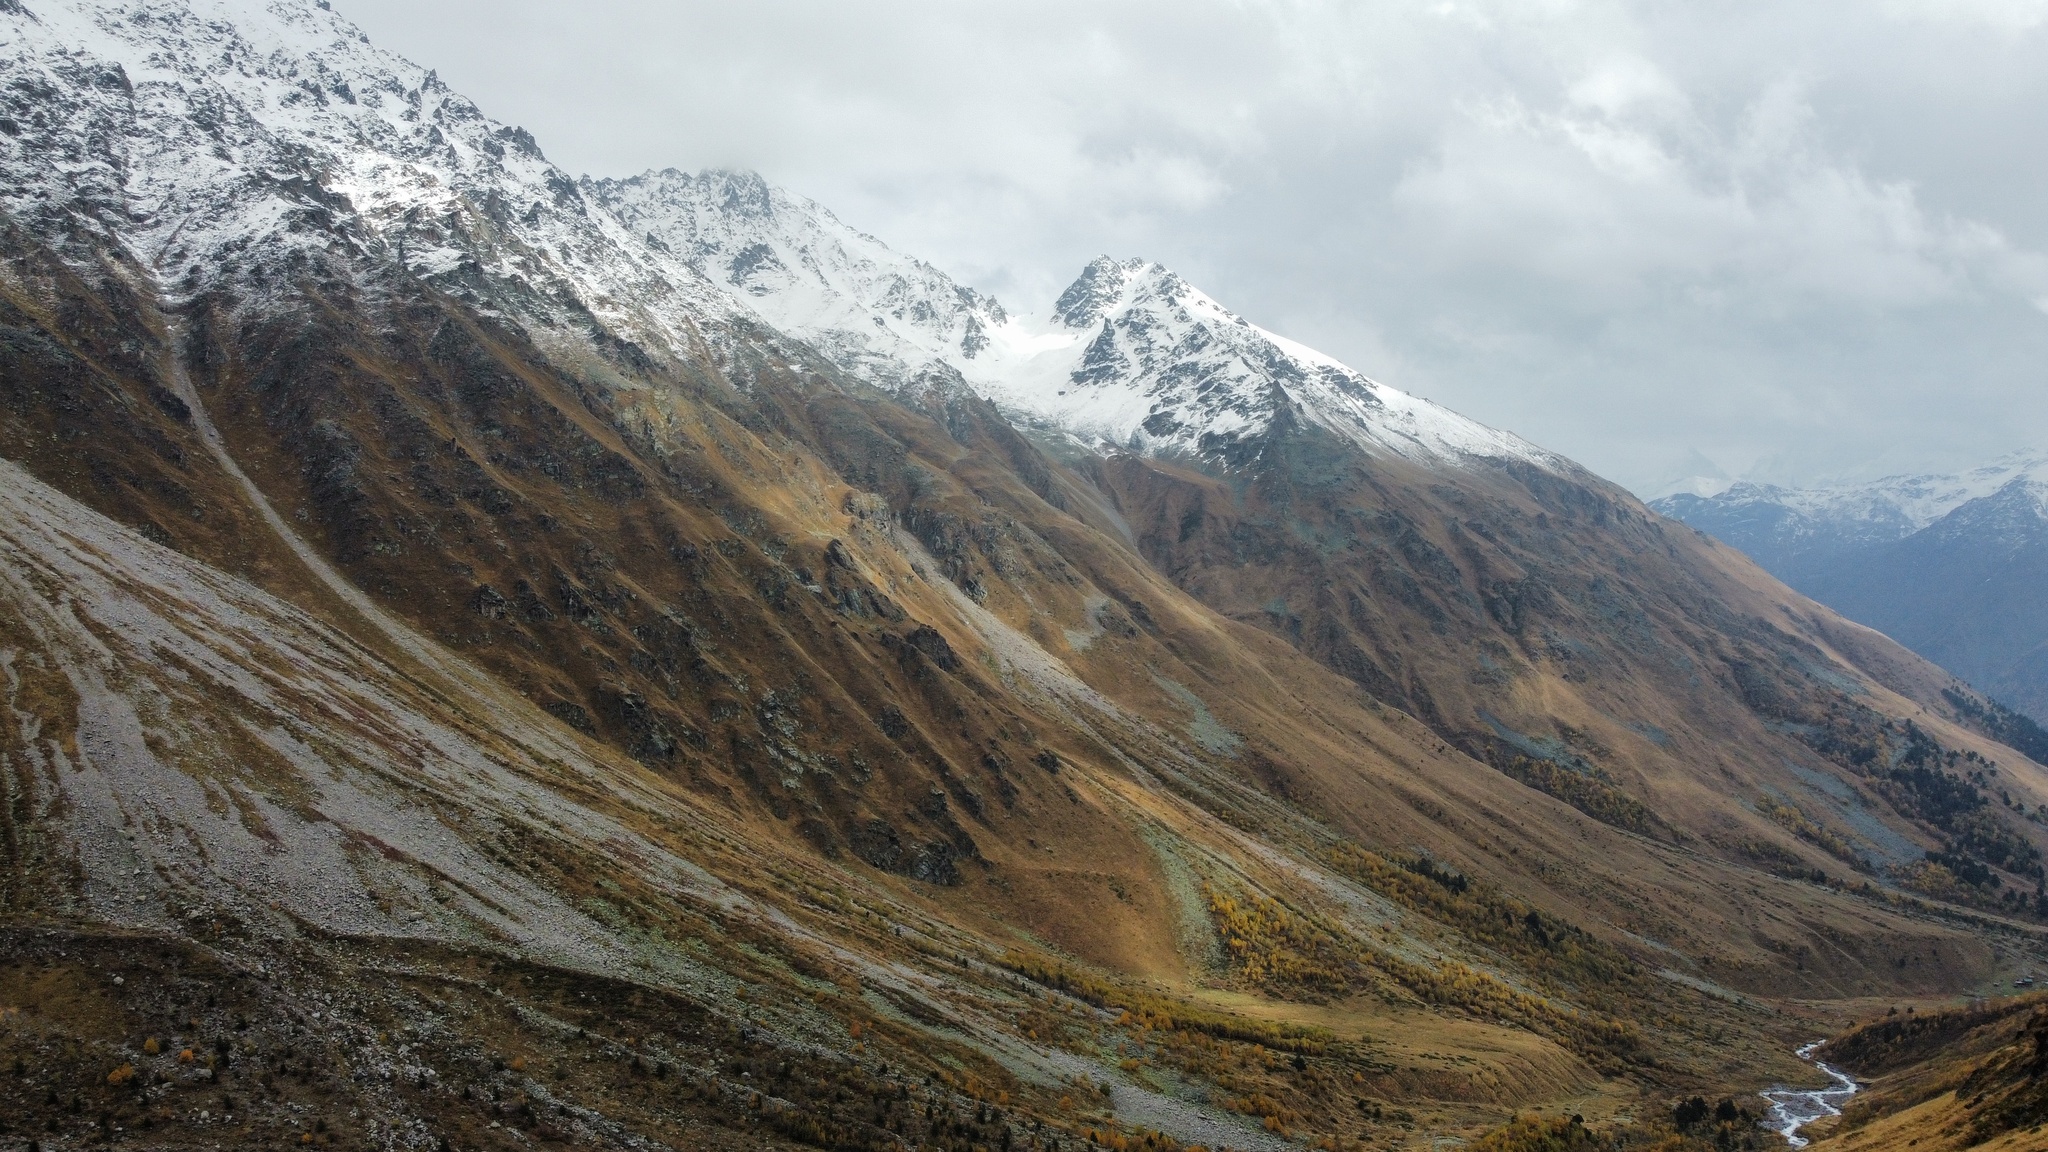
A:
0,0,745,365
1762,452,2048,536
584,167,1012,391
594,171,1561,471
4,0,1560,474
990,256,1562,468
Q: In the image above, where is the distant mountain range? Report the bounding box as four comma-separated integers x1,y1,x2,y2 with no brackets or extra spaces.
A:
1651,453,2048,722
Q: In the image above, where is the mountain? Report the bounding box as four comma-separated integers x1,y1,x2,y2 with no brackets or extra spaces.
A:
1805,992,2048,1152
1648,453,2048,582
1652,454,2048,721
1642,449,1736,503
583,167,1012,396
592,171,1557,469
600,164,2048,896
6,1,2048,1149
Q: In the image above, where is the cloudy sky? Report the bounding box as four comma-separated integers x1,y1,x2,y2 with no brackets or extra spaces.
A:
338,0,2048,492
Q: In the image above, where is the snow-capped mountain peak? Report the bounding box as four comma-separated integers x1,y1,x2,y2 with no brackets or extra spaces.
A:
596,168,1561,472
585,167,1010,389
989,254,1560,469
1,0,742,365
6,0,1560,478
1053,255,1158,328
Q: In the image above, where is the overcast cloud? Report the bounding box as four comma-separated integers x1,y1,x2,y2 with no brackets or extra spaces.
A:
334,0,2048,492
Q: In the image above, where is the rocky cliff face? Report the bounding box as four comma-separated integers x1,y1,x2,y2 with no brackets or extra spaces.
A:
5,2,2048,1149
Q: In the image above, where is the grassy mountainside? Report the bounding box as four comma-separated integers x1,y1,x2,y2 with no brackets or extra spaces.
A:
1804,995,2048,1152
1082,422,2048,927
4,0,2048,1147
3,204,2045,1150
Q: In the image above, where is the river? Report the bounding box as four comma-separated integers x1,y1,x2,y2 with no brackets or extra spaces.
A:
1760,1041,1860,1148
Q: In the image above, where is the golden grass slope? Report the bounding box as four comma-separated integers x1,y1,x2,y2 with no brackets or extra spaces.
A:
4,171,2048,1150
1805,994,2048,1152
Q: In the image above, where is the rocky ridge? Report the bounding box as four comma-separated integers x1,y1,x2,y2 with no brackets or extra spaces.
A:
0,0,782,375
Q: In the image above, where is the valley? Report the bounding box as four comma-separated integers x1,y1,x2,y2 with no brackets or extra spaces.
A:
3,1,2047,1149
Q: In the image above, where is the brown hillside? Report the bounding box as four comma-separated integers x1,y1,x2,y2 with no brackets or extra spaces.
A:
4,2,2048,1143
1803,995,2048,1151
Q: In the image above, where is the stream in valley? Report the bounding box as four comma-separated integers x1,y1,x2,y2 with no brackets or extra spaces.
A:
1760,1042,1860,1148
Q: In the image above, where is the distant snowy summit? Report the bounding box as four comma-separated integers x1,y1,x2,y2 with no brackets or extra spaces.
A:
592,170,1560,472
1653,451,2048,721
1651,451,2048,575
584,168,1010,392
